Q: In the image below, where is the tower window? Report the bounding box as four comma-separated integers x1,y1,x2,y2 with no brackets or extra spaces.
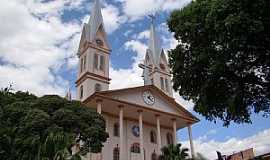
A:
113,147,120,160
80,58,83,73
93,54,105,71
83,55,87,70
99,55,105,71
114,122,119,137
149,64,153,73
94,54,98,69
160,77,165,90
80,85,84,99
165,79,169,92
95,83,102,92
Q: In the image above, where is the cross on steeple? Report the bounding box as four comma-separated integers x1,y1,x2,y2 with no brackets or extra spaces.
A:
139,14,173,97
148,14,156,24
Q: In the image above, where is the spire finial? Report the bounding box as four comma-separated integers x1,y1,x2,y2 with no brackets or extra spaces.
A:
148,14,156,24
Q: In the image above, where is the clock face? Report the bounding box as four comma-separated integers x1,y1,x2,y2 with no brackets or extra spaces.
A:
142,91,155,105
132,125,140,137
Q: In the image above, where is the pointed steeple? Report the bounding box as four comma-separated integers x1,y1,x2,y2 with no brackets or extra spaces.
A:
148,15,162,66
76,0,111,101
88,0,104,42
78,0,110,54
139,15,173,97
65,88,72,101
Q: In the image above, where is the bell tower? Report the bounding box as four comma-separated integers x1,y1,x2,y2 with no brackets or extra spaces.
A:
139,15,173,97
76,0,111,101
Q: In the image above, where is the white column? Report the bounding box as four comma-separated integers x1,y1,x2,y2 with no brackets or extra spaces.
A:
138,110,144,160
96,99,102,114
156,115,162,155
172,119,177,145
96,99,103,159
188,125,195,158
119,105,124,160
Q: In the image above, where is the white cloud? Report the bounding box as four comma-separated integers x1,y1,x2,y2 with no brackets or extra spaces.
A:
82,2,127,34
181,129,270,159
137,30,150,40
102,4,127,34
174,93,194,111
110,39,147,90
116,0,192,21
0,0,82,96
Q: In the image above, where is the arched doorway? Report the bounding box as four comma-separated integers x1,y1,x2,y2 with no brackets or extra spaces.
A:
130,143,145,160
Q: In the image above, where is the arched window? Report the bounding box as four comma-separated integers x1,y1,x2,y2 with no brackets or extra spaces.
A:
152,152,158,160
167,133,173,145
113,147,119,160
95,83,102,92
80,85,83,99
150,130,157,143
130,143,140,153
113,123,119,137
149,64,153,73
160,77,165,90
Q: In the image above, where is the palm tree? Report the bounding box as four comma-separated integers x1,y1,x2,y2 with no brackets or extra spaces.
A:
159,144,190,160
38,132,82,160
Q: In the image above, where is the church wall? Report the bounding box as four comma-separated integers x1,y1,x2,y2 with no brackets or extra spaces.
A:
77,78,109,101
101,114,174,160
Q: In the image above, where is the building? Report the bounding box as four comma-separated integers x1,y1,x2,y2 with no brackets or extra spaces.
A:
75,0,199,160
254,152,270,160
218,148,255,160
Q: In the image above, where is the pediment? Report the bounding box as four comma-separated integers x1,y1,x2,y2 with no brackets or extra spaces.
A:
98,85,198,121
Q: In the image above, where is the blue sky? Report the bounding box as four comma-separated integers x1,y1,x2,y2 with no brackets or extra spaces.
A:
0,0,269,159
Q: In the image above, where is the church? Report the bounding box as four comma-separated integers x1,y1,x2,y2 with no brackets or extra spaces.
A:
75,0,199,160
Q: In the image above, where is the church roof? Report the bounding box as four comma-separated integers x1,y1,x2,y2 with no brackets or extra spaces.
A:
78,0,109,53
84,85,199,123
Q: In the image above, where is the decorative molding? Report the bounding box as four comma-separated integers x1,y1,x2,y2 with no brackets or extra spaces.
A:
86,93,197,123
102,111,173,130
76,71,111,86
78,42,111,58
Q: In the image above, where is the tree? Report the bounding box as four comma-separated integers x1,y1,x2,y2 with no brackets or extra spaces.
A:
167,0,270,126
159,144,190,160
0,88,108,160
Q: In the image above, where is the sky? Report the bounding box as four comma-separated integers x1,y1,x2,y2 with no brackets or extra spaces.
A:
0,0,269,159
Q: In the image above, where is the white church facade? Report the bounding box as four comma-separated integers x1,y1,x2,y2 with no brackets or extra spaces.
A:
75,0,199,160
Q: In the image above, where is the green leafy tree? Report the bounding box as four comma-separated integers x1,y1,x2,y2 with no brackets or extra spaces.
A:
0,88,108,160
167,0,270,126
159,144,190,160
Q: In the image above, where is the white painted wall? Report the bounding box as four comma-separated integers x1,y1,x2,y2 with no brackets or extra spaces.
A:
101,114,173,160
